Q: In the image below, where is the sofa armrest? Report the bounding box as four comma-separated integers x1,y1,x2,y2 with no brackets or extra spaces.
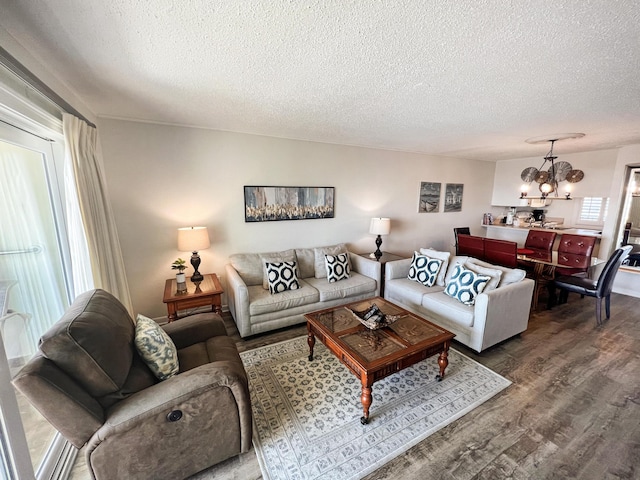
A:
349,252,382,296
162,313,227,349
225,263,252,337
472,278,535,350
385,258,412,280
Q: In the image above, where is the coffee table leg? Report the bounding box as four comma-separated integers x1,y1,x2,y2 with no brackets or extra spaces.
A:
435,344,449,381
360,385,372,425
307,330,315,361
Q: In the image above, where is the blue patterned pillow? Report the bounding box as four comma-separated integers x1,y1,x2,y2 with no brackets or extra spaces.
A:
325,253,351,282
444,264,491,305
408,252,443,287
266,261,300,294
134,314,179,380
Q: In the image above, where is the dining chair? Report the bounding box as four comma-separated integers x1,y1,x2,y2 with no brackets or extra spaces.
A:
552,246,632,326
517,230,557,257
514,231,557,309
554,234,597,277
456,233,483,258
484,238,518,268
453,227,471,255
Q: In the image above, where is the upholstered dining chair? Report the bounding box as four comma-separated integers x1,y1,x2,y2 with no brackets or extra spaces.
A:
554,234,597,277
552,246,632,326
453,227,471,255
517,230,557,258
456,233,483,258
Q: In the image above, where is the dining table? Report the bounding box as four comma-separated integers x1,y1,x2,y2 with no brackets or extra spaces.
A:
517,251,606,310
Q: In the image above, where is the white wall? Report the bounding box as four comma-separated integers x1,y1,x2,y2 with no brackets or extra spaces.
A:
491,149,619,228
97,118,496,318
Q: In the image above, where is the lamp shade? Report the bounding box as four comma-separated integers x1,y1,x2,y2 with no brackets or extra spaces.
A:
369,218,390,236
177,227,210,252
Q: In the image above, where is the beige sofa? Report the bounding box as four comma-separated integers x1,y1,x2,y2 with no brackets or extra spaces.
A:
384,250,535,352
226,243,380,337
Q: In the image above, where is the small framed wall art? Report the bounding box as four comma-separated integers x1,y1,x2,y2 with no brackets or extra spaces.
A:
418,182,441,213
444,183,464,212
244,186,335,222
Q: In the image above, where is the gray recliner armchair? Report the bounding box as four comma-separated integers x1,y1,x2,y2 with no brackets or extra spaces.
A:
12,289,252,480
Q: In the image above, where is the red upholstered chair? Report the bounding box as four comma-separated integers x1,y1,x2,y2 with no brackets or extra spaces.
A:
555,234,597,277
457,234,484,259
518,230,557,258
484,238,518,268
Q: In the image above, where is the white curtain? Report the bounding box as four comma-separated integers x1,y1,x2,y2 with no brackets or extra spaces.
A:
63,113,133,313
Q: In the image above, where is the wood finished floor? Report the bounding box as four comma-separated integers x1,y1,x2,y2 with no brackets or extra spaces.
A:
71,292,640,480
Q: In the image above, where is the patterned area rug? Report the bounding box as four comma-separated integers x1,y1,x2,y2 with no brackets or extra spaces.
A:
241,336,511,480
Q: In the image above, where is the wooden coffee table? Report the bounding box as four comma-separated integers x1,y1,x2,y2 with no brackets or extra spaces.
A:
305,297,455,424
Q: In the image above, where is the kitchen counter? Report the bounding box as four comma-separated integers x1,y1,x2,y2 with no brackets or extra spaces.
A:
482,224,602,238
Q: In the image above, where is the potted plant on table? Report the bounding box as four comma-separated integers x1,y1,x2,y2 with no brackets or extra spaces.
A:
172,258,188,285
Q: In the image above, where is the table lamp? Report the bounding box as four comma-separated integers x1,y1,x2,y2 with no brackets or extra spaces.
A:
177,226,210,282
369,217,390,260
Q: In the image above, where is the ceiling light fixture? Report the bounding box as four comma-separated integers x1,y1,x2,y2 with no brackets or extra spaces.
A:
519,133,585,202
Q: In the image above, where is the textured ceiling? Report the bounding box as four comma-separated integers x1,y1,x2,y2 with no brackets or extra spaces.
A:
1,0,640,161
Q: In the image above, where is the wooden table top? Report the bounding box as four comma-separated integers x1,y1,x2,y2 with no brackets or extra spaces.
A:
162,273,223,303
305,297,454,366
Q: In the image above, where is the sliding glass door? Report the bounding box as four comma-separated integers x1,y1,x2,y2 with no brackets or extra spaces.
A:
0,122,78,479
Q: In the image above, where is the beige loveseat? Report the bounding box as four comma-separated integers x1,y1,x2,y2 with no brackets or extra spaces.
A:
226,243,380,337
13,289,252,480
384,250,535,352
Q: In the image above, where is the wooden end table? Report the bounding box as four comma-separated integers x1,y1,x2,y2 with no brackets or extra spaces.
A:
305,297,455,424
162,273,223,322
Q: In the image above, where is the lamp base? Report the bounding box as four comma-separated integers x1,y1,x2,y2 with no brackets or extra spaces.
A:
373,235,383,260
190,251,204,283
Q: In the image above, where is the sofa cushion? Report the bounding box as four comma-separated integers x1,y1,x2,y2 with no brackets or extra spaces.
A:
444,264,490,306
38,289,135,397
465,257,526,286
97,354,158,408
177,335,239,373
419,248,451,286
229,253,263,286
408,251,443,287
134,314,180,381
463,261,502,291
325,253,351,282
306,272,376,302
266,261,300,294
314,243,349,278
421,291,475,328
294,248,316,279
385,278,444,306
260,249,296,289
248,281,320,316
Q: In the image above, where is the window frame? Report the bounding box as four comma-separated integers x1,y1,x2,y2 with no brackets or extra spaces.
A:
574,196,609,228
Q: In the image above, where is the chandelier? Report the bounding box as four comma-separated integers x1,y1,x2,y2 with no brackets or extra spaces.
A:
519,133,585,200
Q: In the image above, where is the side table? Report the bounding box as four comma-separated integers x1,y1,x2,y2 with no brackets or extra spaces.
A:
358,252,406,297
163,273,223,322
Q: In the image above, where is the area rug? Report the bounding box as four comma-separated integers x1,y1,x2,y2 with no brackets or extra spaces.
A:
240,336,511,480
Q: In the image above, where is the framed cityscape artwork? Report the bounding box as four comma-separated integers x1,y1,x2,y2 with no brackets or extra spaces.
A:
418,182,441,213
244,186,335,222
